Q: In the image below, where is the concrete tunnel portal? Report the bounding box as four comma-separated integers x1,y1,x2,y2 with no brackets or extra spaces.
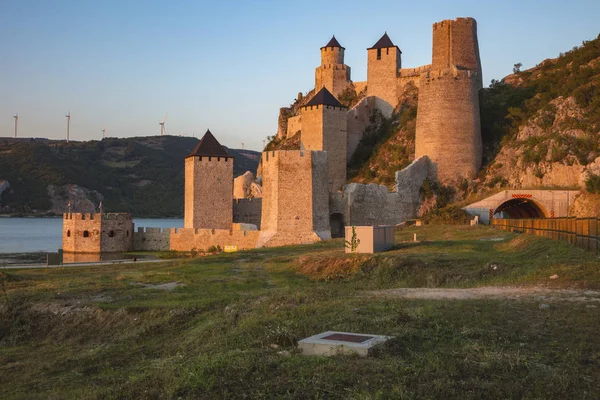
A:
493,198,547,219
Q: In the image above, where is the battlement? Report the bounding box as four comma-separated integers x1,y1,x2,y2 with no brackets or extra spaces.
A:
398,64,431,77
422,68,480,80
433,17,476,30
63,212,132,221
300,104,347,112
319,64,348,70
261,149,328,164
133,225,260,252
233,198,260,204
188,155,232,162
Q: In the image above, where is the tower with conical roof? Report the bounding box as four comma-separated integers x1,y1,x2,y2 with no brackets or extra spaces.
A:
184,130,233,229
300,87,348,190
315,35,351,98
367,32,402,107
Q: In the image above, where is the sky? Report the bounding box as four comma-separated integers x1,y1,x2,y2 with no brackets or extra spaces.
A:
1,0,599,151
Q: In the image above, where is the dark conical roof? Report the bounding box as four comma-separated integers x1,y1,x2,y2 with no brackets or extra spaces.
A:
368,32,400,51
321,35,344,49
187,130,230,158
304,87,345,108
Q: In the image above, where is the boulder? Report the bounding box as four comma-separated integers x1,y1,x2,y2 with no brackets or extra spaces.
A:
233,171,263,199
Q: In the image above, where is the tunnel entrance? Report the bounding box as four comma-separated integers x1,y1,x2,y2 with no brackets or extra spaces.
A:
330,213,345,238
494,198,547,219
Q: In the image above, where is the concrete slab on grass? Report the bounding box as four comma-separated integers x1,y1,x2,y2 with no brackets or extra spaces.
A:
298,331,392,357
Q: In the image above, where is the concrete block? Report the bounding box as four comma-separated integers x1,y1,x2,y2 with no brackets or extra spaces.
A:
345,225,395,253
298,331,392,357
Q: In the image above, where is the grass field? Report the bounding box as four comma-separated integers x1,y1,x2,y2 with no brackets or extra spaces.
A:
1,225,600,399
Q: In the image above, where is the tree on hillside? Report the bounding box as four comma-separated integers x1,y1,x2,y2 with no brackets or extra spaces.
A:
513,63,522,73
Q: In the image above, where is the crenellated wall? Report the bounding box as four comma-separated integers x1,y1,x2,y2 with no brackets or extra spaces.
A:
62,213,134,254
133,226,260,252
431,17,482,88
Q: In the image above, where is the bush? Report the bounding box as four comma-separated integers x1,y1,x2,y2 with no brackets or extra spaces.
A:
586,174,600,194
423,205,472,225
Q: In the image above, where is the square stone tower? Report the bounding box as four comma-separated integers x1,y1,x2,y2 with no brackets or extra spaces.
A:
184,130,233,229
315,36,351,99
367,33,402,107
300,87,348,191
257,150,331,247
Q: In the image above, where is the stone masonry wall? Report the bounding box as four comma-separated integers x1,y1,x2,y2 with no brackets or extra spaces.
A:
62,213,102,253
233,198,262,228
432,17,482,88
257,150,330,247
346,96,393,160
133,227,170,251
100,213,134,252
315,65,351,99
342,156,435,225
184,156,233,229
62,212,133,253
133,227,260,252
367,47,401,108
286,115,302,137
315,47,350,98
301,105,347,191
415,70,482,183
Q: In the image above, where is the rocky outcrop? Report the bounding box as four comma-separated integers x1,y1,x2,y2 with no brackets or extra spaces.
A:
47,184,104,213
233,171,262,199
570,192,600,218
485,96,599,189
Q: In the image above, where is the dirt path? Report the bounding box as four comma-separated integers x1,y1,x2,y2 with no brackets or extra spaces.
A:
369,287,600,302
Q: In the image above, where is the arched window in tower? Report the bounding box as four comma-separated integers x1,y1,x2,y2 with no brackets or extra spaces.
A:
83,230,89,238
377,48,382,60
67,230,71,237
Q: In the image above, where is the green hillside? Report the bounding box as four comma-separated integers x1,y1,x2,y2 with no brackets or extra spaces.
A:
0,136,259,217
345,34,600,195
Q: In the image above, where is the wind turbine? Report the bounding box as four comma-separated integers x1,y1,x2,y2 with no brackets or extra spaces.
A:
65,111,71,142
159,113,168,136
13,113,18,138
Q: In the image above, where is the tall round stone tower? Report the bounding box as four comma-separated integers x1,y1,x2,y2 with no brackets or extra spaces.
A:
415,18,483,183
184,130,233,230
315,36,351,98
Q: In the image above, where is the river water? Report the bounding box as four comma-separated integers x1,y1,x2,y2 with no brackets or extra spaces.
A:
0,217,183,253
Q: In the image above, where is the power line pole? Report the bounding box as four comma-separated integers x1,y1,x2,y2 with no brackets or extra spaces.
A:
65,112,71,143
13,113,18,138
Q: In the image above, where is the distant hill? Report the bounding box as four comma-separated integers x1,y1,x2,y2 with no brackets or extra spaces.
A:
0,136,260,217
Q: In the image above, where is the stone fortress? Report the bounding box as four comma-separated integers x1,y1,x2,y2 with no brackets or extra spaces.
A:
63,17,484,255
